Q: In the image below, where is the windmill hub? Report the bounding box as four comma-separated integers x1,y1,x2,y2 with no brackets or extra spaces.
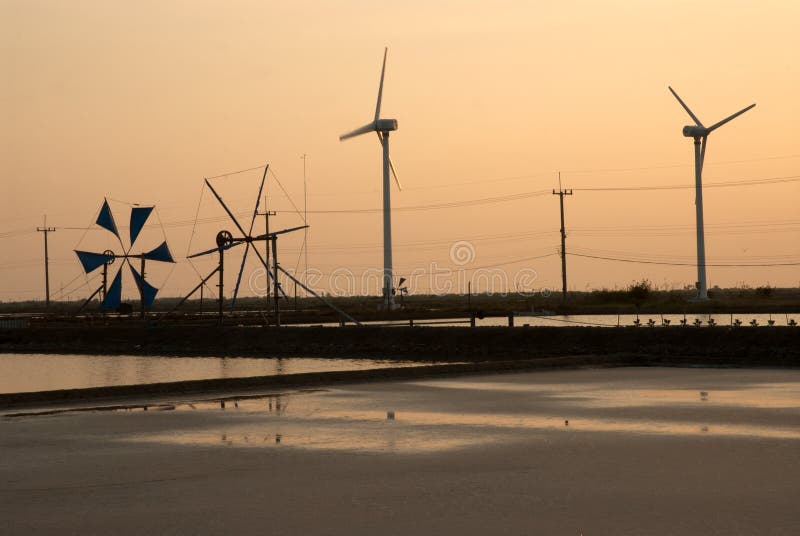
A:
376,118,398,132
216,230,233,247
682,125,707,138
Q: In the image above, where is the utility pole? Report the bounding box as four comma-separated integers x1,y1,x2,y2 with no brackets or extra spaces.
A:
552,173,573,303
258,204,277,304
271,236,281,327
36,216,56,307
217,248,225,325
301,153,309,293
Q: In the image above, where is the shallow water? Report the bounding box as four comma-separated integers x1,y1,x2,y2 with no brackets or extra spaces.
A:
5,367,799,534
119,367,800,454
0,354,430,394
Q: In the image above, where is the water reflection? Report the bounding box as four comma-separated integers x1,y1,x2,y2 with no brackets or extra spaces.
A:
414,380,800,409
14,369,799,454
131,405,800,455
126,384,800,455
0,354,432,394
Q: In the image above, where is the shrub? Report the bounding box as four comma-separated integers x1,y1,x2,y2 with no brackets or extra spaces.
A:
755,285,773,298
627,279,653,305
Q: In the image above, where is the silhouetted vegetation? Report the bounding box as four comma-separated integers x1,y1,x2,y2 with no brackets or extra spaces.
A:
755,285,773,298
627,279,653,307
1,286,798,320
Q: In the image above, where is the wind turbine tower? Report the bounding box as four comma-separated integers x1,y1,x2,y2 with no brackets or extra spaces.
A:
340,47,402,309
668,86,755,300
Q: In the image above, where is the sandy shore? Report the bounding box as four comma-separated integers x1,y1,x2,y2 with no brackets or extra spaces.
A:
2,367,799,535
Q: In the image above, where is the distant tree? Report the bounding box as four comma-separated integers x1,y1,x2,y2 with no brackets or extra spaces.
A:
755,285,773,298
627,279,652,306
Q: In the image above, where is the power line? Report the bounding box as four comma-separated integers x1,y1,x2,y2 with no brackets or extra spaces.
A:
559,153,800,175
205,164,267,180
305,252,558,276
569,244,800,262
567,252,800,267
3,172,799,241
572,174,800,192
298,189,553,214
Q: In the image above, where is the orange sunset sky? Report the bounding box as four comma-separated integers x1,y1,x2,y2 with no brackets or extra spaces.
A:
2,1,799,303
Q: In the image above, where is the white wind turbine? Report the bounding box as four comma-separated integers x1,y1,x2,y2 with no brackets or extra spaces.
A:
340,47,402,309
668,86,755,300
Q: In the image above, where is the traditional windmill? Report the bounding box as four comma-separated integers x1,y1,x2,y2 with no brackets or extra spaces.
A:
75,199,174,316
175,166,359,326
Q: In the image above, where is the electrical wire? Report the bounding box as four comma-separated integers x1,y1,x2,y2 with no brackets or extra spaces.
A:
269,168,305,222
567,252,800,267
205,164,267,180
572,174,800,192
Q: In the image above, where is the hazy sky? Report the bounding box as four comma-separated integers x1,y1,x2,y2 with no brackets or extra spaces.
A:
2,0,799,303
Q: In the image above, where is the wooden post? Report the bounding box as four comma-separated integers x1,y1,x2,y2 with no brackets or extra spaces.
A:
272,236,280,327
218,248,224,325
140,257,146,319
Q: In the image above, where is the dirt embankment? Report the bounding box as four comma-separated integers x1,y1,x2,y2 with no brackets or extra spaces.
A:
2,325,799,363
2,325,799,409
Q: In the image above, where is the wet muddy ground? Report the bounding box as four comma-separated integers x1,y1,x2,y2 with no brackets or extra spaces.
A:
2,367,799,535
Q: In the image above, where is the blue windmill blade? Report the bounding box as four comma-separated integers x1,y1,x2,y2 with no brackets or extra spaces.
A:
102,269,123,309
130,206,154,246
129,263,159,310
75,250,115,274
143,241,175,263
96,199,121,241
230,242,251,311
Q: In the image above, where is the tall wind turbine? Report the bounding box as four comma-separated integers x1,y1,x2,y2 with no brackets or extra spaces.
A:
340,47,402,309
668,86,755,300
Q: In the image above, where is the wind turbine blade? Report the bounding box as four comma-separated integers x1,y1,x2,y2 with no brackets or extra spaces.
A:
339,122,377,141
248,165,269,236
376,131,401,190
205,179,248,237
230,242,251,311
375,47,388,122
389,156,402,190
700,135,708,174
707,103,756,133
668,86,704,127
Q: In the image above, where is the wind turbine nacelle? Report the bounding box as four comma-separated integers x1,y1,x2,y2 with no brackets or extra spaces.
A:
682,125,707,138
376,118,398,132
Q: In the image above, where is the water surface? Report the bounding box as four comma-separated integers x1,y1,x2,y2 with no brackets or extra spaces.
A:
0,354,429,394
